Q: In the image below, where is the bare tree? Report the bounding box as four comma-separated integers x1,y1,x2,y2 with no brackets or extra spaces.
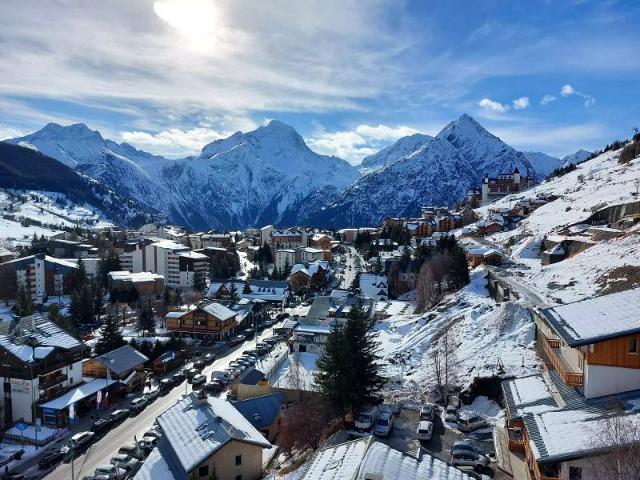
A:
416,261,437,313
588,405,640,480
279,396,336,453
430,322,459,403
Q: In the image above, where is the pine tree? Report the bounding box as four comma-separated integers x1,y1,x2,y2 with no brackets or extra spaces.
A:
229,282,239,301
93,285,104,319
243,280,252,294
373,256,383,275
349,271,361,292
15,286,34,317
73,257,88,291
138,301,155,336
315,321,350,416
94,314,126,355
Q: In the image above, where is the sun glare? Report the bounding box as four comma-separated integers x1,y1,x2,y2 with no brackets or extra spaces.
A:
153,0,220,52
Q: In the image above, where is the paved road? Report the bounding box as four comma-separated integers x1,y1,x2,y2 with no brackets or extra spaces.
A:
38,324,282,480
340,246,362,290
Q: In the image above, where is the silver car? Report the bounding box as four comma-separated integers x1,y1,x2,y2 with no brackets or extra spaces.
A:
373,411,394,437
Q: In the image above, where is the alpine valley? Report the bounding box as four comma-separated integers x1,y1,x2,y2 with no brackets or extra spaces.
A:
3,114,586,230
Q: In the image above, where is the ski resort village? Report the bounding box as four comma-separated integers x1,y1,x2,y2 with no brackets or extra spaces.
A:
1,2,639,479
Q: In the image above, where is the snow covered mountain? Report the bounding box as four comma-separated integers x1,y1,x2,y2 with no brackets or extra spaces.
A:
561,149,592,164
310,114,536,227
358,133,433,174
523,151,564,176
7,121,358,230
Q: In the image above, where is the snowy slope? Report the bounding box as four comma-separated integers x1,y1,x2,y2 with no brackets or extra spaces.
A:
561,149,592,164
523,151,564,176
358,133,432,174
7,121,358,230
311,114,536,227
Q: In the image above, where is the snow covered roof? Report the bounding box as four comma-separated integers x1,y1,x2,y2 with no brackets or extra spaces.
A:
233,393,283,430
95,345,149,375
300,436,371,480
357,441,471,480
502,374,559,420
295,324,332,334
539,288,640,346
40,378,117,410
290,261,329,277
157,393,271,477
177,250,208,260
133,447,174,480
201,302,236,321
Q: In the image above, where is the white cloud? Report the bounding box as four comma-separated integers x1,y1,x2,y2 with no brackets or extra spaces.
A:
307,124,421,164
478,98,509,112
560,84,596,107
540,94,556,105
512,96,530,110
121,127,231,157
0,124,26,141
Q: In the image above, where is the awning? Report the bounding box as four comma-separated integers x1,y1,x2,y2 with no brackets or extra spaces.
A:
40,378,117,410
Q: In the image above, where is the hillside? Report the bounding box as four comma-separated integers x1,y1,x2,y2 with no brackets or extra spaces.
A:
0,142,159,228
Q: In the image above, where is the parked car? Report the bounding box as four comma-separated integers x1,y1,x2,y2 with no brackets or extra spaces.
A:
159,378,174,393
373,411,394,437
457,413,487,433
450,451,489,469
451,439,484,456
416,420,434,441
118,443,145,461
90,418,113,437
109,409,129,424
129,397,148,415
444,404,459,423
192,350,203,358
354,405,380,432
61,431,95,456
110,453,140,474
203,353,215,364
171,372,185,384
240,355,256,366
186,367,200,380
228,334,246,346
144,388,160,402
38,448,64,469
210,371,231,385
455,466,492,479
94,464,126,479
138,436,158,451
192,359,206,370
191,374,206,389
142,429,162,441
243,328,255,339
205,381,224,394
419,403,436,422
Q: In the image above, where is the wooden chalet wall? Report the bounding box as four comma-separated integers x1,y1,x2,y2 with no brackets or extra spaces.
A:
587,333,640,368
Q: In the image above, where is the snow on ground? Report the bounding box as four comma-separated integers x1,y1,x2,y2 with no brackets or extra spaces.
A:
376,267,539,400
284,303,311,317
458,395,503,426
271,352,318,390
0,217,61,246
237,251,255,280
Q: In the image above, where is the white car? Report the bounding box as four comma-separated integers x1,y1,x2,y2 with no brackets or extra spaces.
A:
94,464,127,479
450,451,489,469
416,420,433,441
373,411,394,437
354,406,380,432
443,404,458,423
457,412,487,432
110,453,140,473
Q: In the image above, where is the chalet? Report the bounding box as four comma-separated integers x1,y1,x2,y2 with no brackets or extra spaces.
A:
466,246,503,268
292,324,332,354
207,279,289,304
0,315,83,427
0,254,78,303
475,214,505,236
496,288,640,480
133,392,271,480
384,259,420,297
457,205,479,226
107,270,165,297
165,302,238,340
0,249,16,263
309,233,332,250
152,350,183,375
305,292,375,326
480,167,533,204
287,261,330,295
540,235,597,265
201,232,233,249
358,272,388,301
233,393,283,442
82,345,149,392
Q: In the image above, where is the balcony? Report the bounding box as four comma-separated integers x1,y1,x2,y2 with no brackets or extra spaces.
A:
541,335,583,386
39,373,67,390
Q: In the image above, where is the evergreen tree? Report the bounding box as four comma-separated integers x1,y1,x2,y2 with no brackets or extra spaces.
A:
94,314,126,355
138,301,155,336
93,285,104,319
97,250,121,287
349,271,361,292
73,257,88,291
229,282,239,301
243,280,252,294
373,256,383,275
15,286,35,317
315,321,350,416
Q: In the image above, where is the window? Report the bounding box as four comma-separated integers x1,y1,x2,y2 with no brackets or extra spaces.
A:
198,465,209,477
235,454,242,466
569,466,582,480
629,338,638,354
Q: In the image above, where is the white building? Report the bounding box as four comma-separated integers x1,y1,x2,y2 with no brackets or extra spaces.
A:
142,241,208,289
274,249,296,273
295,246,324,263
260,225,273,247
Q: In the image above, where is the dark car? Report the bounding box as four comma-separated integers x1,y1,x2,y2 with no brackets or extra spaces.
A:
192,350,203,358
159,378,173,393
205,381,223,394
276,313,290,321
192,359,206,370
243,328,255,339
171,372,185,384
186,367,200,380
90,418,113,437
203,353,215,364
228,334,246,347
109,409,129,424
144,388,160,403
0,449,24,468
38,448,64,469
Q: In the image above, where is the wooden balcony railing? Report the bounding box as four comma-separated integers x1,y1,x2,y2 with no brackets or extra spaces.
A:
541,335,583,386
546,338,561,349
532,458,561,480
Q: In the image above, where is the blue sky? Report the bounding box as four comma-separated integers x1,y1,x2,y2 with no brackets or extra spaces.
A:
0,0,638,162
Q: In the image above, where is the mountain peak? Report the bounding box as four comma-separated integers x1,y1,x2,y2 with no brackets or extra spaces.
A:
37,122,103,141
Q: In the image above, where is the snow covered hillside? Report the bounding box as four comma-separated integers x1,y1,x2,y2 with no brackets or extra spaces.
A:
358,133,433,174
476,147,640,304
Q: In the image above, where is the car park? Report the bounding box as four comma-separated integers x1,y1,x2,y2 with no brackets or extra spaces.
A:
191,373,206,388
354,405,380,432
94,464,126,479
416,420,434,441
457,412,487,433
373,411,394,437
144,388,160,402
90,418,113,437
450,451,490,469
109,409,129,424
38,448,64,469
419,403,436,422
129,397,148,415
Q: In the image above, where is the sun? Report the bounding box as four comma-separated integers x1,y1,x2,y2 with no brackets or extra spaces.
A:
153,0,221,52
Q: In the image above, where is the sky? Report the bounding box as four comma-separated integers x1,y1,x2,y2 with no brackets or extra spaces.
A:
0,0,639,163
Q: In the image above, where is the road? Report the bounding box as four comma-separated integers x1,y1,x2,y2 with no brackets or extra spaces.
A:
339,246,362,290
38,324,283,480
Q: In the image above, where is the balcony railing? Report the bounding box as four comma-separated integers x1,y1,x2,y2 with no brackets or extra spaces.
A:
39,374,66,390
541,335,583,386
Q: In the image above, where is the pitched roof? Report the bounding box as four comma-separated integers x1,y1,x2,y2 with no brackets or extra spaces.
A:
238,368,266,386
201,302,236,322
233,393,283,430
157,393,271,478
300,436,372,480
538,288,640,346
95,345,149,375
